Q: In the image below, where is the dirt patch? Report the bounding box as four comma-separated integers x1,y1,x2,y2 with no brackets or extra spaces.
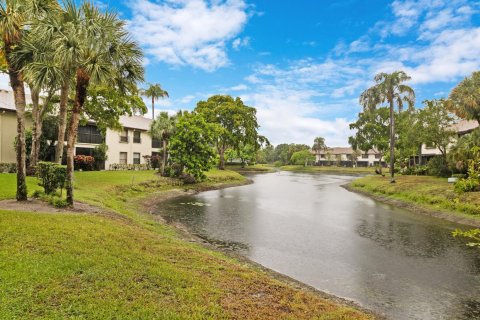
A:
0,199,103,214
343,184,480,228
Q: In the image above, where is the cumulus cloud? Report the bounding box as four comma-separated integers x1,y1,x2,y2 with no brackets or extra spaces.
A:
128,0,249,71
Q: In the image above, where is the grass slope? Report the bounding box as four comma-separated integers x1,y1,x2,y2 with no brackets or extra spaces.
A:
0,170,371,319
349,175,480,218
281,165,375,175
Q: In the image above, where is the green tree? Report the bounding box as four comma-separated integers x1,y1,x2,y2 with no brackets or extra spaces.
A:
195,95,261,170
0,0,57,200
448,71,480,125
312,137,327,153
150,111,177,175
169,112,218,180
349,107,390,173
290,149,315,166
396,110,424,167
359,71,415,182
143,83,169,120
449,128,480,172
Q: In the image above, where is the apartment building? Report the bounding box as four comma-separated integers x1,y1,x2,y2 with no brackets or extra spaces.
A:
315,147,385,167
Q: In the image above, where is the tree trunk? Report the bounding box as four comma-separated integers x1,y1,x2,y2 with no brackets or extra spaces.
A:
218,146,226,170
161,139,167,175
389,99,396,183
29,88,42,168
66,70,89,206
152,97,155,120
55,79,70,163
6,45,28,201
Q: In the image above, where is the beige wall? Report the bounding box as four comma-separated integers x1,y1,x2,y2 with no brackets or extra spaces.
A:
104,127,160,168
0,110,33,163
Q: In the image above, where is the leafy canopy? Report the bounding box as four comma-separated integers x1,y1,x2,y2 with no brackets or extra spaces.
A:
448,71,480,125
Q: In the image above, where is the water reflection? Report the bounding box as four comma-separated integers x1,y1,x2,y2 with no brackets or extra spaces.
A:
156,172,480,320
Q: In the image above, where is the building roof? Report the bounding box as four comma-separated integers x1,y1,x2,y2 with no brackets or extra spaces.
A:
451,119,479,134
315,147,378,155
119,115,153,131
0,88,36,112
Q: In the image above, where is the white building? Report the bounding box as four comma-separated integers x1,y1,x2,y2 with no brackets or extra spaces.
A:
315,147,384,167
0,89,160,168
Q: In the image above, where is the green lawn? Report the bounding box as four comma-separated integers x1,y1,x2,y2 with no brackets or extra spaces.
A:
281,165,375,174
349,175,480,217
0,170,371,319
225,163,275,173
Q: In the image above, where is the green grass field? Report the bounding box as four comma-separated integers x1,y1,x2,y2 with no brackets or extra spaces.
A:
0,170,371,319
280,165,375,174
225,163,275,172
349,175,480,217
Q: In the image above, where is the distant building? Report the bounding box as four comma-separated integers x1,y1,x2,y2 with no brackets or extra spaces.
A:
0,89,160,168
314,147,385,167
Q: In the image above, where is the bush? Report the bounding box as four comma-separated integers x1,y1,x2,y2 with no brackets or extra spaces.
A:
37,162,67,195
0,163,16,173
93,144,108,170
74,155,95,171
108,163,150,171
427,157,450,177
455,178,480,193
402,165,428,176
273,161,283,167
180,173,196,184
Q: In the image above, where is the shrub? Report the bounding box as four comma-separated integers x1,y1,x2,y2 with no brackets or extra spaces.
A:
454,179,480,193
0,163,16,173
108,163,150,171
180,173,196,184
273,161,283,167
427,157,450,177
37,162,67,195
74,155,95,171
170,163,183,177
93,144,108,170
143,155,160,170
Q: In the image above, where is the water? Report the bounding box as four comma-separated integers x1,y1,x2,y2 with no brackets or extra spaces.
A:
156,172,480,319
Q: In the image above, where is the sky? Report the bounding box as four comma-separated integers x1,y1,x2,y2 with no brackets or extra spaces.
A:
1,0,480,146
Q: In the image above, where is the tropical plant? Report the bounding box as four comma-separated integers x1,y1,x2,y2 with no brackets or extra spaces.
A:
143,83,169,120
312,137,327,153
290,149,315,166
150,111,177,175
448,71,480,125
0,0,58,200
359,71,415,182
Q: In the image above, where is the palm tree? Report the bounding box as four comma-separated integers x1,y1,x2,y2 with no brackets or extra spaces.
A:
359,71,415,183
143,83,169,119
150,111,177,175
448,71,480,125
28,1,144,206
0,0,57,200
312,136,327,153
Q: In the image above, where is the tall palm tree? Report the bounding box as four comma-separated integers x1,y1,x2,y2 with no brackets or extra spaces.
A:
312,136,327,153
0,0,57,200
28,0,144,206
359,71,415,183
448,71,480,125
150,111,177,175
143,83,169,119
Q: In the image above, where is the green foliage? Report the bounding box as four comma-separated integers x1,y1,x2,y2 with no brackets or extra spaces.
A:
92,143,108,170
108,163,150,171
448,128,480,172
427,157,450,177
169,112,218,180
349,107,389,157
0,163,16,173
272,143,311,165
454,146,480,193
454,178,480,193
452,229,480,248
290,150,316,166
312,137,327,153
448,71,480,124
37,162,67,195
74,155,95,171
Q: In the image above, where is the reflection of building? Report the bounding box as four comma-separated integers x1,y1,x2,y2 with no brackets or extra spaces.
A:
314,147,385,167
0,89,160,167
418,120,479,165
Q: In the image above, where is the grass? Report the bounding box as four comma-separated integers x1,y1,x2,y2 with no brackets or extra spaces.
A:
349,175,480,218
0,170,371,319
280,165,375,175
225,163,275,172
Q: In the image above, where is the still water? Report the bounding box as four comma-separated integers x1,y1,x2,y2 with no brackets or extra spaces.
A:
156,172,480,319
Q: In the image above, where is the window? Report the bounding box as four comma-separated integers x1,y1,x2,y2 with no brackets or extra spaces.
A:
362,154,369,159
119,152,127,164
75,147,94,156
320,154,325,159
152,138,161,148
133,131,141,143
375,154,381,159
133,152,141,164
77,125,103,144
120,128,128,143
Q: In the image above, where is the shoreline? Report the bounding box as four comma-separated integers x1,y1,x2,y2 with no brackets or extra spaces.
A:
343,183,480,228
141,175,383,319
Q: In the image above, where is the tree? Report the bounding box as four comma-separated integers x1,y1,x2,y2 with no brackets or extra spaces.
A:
418,99,456,160
449,128,480,172
396,110,424,167
0,0,58,200
448,71,480,125
195,95,261,170
31,1,144,206
359,71,415,182
150,111,177,175
312,137,327,153
290,149,315,166
169,112,218,180
143,83,169,120
349,107,390,172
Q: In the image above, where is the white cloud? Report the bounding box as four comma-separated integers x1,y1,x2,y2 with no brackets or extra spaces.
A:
0,74,10,90
229,84,248,91
232,37,250,50
128,0,249,71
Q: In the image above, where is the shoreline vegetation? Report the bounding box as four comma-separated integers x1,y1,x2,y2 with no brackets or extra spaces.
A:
346,175,480,227
280,165,375,175
0,170,374,319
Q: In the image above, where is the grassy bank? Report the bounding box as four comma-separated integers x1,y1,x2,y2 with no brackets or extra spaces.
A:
281,165,375,175
0,170,372,319
225,163,275,173
349,175,480,224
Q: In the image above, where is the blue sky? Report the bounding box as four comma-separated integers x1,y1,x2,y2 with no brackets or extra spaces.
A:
2,0,480,146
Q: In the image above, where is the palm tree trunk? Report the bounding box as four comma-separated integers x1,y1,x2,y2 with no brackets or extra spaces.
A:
55,79,70,163
6,45,28,201
66,70,90,206
29,88,41,168
389,99,395,183
161,139,167,175
152,97,155,120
